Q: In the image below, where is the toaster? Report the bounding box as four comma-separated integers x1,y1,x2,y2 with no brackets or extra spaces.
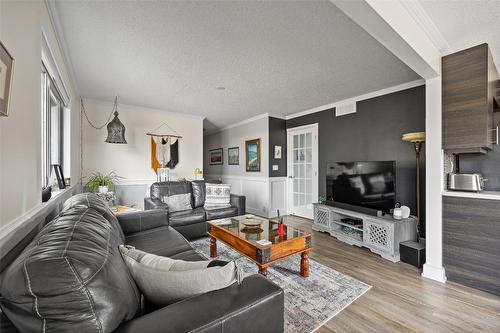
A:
447,173,485,192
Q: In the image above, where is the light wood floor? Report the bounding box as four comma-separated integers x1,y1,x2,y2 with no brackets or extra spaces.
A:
284,216,500,333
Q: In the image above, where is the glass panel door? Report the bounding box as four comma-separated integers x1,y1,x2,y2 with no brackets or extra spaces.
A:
287,125,318,218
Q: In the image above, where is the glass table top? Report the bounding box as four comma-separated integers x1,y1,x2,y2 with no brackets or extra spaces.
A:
209,214,309,246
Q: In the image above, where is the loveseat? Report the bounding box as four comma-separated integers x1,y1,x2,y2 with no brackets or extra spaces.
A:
0,193,284,333
144,181,245,240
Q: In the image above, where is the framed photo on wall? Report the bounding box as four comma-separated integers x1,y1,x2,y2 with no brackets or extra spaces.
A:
209,148,223,165
245,139,261,172
274,145,282,159
228,147,239,165
0,40,15,117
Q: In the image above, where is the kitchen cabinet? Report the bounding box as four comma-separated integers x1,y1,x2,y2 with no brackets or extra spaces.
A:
442,44,499,154
443,196,500,295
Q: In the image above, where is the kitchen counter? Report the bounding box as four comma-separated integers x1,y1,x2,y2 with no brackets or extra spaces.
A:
442,190,500,200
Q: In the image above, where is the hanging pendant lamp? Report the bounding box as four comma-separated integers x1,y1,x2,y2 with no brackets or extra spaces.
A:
105,97,127,144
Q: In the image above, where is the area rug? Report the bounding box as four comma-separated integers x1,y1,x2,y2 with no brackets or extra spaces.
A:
190,238,371,333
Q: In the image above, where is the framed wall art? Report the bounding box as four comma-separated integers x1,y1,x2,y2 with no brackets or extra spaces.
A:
245,139,261,172
0,40,15,117
228,147,239,165
209,148,223,165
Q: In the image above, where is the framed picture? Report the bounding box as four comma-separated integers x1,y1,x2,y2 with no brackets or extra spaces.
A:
209,148,223,165
274,145,282,159
52,164,66,190
0,40,15,117
245,139,261,172
228,147,239,165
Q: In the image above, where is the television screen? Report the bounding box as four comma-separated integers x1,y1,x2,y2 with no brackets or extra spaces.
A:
326,161,396,212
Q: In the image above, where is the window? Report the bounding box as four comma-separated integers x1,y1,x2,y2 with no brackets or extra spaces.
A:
41,64,68,188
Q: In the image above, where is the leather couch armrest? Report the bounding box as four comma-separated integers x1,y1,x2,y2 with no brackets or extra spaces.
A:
230,194,246,216
144,197,169,211
115,274,284,333
117,209,169,235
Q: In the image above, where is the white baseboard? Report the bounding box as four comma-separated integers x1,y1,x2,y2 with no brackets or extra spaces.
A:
422,263,447,283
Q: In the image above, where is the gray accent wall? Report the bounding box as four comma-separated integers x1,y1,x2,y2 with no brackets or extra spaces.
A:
269,117,287,177
286,85,426,231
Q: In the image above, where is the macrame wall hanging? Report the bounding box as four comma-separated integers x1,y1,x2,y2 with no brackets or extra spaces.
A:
147,123,182,182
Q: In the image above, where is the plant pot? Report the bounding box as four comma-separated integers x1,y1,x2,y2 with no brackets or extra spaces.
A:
98,185,109,193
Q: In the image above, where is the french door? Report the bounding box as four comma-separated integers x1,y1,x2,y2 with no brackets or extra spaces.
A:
287,124,318,219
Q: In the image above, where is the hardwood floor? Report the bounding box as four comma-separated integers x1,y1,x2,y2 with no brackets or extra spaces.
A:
284,216,500,333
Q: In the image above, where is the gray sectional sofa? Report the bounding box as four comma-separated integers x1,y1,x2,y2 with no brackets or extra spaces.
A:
144,180,245,240
0,193,284,333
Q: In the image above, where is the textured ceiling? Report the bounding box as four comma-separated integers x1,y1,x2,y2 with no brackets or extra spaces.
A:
420,0,500,66
53,0,420,131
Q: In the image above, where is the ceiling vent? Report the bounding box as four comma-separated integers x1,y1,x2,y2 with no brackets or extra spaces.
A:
335,103,356,117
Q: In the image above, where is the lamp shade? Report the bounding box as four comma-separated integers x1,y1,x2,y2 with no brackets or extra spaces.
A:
402,132,425,143
105,111,127,144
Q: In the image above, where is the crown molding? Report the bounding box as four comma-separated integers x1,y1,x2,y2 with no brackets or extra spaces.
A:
83,97,206,120
400,0,452,55
286,79,425,120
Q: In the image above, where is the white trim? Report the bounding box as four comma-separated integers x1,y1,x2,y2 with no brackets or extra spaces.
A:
44,0,80,94
83,97,205,120
204,174,268,182
41,31,71,105
285,79,425,120
422,264,447,283
286,124,319,219
442,190,500,201
400,0,452,55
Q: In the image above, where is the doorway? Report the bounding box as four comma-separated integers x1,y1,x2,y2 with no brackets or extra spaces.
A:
286,124,318,219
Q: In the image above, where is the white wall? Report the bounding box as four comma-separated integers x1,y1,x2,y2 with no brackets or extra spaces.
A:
204,116,272,216
422,76,446,282
204,116,269,178
82,99,204,205
0,1,79,228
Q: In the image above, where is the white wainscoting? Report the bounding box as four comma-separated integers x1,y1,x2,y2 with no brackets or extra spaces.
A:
269,177,288,217
205,174,274,217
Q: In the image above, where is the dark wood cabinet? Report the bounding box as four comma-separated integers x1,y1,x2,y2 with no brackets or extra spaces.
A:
443,196,500,295
442,44,499,153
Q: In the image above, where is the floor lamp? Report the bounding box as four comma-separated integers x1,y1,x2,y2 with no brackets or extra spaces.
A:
402,132,425,240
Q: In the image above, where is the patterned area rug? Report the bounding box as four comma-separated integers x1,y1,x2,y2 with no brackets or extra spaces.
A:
190,238,371,333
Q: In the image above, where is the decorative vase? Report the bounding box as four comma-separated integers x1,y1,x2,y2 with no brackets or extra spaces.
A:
98,185,109,193
42,186,52,203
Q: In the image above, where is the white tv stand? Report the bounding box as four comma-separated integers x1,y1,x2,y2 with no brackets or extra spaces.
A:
313,203,417,262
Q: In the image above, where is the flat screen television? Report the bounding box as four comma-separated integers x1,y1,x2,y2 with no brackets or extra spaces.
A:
326,161,396,213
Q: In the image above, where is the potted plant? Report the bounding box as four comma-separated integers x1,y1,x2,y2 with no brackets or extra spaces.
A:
86,171,123,193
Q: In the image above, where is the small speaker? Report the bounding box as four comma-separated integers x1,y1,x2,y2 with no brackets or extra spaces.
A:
400,241,425,268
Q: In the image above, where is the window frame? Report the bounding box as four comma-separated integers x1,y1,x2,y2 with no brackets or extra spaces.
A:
41,63,66,189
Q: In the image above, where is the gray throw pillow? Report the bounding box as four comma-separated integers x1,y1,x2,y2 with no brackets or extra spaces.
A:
161,193,192,212
204,183,231,210
119,245,240,306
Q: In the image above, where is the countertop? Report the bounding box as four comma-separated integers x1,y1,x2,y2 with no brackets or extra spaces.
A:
442,190,500,200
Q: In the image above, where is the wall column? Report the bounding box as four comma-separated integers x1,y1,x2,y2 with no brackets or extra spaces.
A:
422,76,446,283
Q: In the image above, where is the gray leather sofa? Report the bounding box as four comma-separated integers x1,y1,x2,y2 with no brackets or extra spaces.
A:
144,181,245,240
0,193,284,333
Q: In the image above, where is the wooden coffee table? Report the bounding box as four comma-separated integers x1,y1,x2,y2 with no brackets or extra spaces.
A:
208,215,312,277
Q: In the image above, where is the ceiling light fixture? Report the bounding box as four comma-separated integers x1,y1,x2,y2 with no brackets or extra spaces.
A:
81,96,127,144
215,86,225,90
